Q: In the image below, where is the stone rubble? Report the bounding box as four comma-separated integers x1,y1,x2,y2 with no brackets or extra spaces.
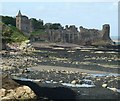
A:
1,42,39,71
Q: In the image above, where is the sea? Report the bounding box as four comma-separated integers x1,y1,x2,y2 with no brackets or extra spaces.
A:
111,36,120,45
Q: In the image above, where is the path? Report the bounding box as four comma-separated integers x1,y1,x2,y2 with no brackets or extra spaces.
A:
31,65,113,74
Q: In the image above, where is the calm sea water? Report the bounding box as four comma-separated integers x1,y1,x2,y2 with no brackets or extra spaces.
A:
111,36,120,45
116,42,120,45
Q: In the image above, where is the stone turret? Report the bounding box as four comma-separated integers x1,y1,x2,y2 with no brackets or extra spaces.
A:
17,10,22,16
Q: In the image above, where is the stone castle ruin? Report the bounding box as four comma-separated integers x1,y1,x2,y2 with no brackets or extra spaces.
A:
16,10,30,34
16,11,113,45
16,10,38,34
46,24,113,45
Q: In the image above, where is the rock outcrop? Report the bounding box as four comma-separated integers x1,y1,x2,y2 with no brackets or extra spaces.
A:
1,75,36,100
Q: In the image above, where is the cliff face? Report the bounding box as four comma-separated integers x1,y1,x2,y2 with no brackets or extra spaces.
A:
32,24,113,46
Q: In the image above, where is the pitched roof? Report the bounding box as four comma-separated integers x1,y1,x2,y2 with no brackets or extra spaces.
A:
17,10,22,16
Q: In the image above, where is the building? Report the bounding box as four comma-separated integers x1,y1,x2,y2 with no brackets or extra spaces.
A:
16,10,30,34
15,11,113,45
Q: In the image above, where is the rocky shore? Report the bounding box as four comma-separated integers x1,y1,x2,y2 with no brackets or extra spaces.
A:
1,68,120,100
1,42,120,100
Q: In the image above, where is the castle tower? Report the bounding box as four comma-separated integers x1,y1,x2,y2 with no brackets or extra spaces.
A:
16,10,30,33
16,10,22,30
102,24,110,40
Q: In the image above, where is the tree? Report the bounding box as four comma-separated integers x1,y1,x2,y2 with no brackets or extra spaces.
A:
30,18,44,31
2,23,13,43
49,23,62,30
1,16,16,26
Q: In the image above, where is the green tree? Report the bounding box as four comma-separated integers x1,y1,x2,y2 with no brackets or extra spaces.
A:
2,23,13,43
49,23,62,30
1,16,16,26
30,18,44,31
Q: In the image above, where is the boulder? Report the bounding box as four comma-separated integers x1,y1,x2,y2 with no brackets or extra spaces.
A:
0,88,6,97
14,86,36,99
23,86,32,94
14,86,26,98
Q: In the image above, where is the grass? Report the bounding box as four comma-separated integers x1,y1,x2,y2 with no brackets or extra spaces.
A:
9,26,28,42
1,22,28,43
30,29,47,35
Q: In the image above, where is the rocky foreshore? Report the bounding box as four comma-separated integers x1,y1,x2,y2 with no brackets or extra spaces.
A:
1,51,38,71
1,41,39,71
1,68,120,100
1,42,120,100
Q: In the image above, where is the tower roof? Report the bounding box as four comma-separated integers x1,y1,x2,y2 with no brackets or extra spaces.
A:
17,10,22,16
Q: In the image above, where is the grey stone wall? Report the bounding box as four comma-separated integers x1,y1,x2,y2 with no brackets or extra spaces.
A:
45,24,113,45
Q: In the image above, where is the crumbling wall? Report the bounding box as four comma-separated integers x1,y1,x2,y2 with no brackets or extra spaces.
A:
32,24,113,45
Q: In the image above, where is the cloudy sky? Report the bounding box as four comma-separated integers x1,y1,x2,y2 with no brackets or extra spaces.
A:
1,1,119,38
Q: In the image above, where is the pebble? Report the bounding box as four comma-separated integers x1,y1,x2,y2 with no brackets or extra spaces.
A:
102,84,108,88
96,78,101,81
59,80,63,83
71,80,78,84
34,79,43,82
81,72,88,75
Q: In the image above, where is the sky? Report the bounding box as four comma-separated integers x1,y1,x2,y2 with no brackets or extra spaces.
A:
1,1,119,39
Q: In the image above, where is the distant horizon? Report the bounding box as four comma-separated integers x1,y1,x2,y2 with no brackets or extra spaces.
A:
1,2,118,38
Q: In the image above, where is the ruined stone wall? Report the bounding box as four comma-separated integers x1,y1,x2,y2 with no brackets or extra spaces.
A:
79,26,102,45
16,11,113,45
79,24,113,45
45,24,113,45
